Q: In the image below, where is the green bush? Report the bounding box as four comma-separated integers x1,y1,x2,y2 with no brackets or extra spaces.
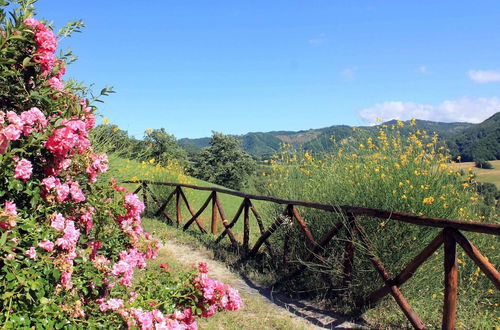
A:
0,1,241,327
475,159,493,169
265,123,499,327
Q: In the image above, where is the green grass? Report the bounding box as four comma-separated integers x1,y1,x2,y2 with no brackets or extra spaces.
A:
140,217,313,330
109,153,500,329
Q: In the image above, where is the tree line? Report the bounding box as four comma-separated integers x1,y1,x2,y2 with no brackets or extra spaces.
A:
91,124,256,190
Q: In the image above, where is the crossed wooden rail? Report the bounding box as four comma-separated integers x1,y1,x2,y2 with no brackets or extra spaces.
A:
125,180,500,330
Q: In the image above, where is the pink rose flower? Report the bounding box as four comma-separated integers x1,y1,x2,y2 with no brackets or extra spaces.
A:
4,201,17,217
50,213,66,232
48,77,64,91
38,240,54,252
3,125,22,141
25,247,36,260
14,159,32,181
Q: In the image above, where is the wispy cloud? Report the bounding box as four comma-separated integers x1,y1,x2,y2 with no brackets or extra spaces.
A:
468,70,500,83
359,97,500,124
418,65,429,74
340,67,357,81
308,33,327,45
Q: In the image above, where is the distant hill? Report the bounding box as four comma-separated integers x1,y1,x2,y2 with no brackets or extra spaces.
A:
179,119,478,158
447,112,500,161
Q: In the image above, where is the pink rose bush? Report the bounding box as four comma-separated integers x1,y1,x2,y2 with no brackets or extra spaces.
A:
0,1,240,328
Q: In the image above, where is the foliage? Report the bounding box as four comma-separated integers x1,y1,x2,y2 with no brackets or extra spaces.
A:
143,128,188,166
90,123,144,158
447,112,500,161
178,119,475,158
0,1,241,328
476,182,500,206
190,132,256,190
264,120,499,327
91,124,188,166
475,159,493,169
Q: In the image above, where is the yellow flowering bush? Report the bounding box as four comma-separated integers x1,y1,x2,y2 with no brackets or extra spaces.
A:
265,123,498,327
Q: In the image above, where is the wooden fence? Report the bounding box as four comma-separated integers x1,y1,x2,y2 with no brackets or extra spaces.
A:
126,180,500,330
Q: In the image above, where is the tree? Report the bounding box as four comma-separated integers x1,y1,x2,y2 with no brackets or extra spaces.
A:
142,128,187,165
191,132,256,190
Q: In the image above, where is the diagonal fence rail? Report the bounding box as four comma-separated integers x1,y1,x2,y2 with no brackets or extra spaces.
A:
125,180,500,330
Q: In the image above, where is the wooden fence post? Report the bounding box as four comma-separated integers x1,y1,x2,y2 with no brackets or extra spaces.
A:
442,228,458,330
342,213,356,291
142,182,148,214
243,199,250,251
211,192,218,235
176,187,181,227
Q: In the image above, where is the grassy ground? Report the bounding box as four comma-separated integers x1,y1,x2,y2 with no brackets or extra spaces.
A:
111,155,499,329
141,217,316,330
450,160,500,188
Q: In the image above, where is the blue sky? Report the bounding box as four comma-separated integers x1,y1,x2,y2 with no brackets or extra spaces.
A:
35,1,500,138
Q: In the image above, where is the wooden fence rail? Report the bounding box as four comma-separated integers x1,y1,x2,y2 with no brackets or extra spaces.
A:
125,180,500,330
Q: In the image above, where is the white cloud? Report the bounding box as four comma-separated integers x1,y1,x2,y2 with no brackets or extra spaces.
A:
468,70,500,83
359,97,500,124
340,67,357,81
418,66,429,74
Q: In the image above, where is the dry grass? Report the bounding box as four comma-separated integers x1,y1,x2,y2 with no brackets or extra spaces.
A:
449,160,500,188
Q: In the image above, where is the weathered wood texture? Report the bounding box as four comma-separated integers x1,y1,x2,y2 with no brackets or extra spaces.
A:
125,180,500,235
442,228,458,330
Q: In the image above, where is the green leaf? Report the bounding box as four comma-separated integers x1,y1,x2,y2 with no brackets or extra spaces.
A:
1,291,14,299
21,56,31,67
0,232,7,246
52,268,60,281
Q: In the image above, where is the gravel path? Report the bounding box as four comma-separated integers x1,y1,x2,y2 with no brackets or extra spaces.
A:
161,240,368,329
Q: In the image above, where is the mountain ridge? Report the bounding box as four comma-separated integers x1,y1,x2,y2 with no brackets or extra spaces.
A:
178,116,498,159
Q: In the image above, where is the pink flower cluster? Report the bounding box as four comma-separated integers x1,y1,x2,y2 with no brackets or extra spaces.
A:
50,212,80,251
55,220,80,250
38,240,55,252
0,108,47,154
42,176,85,203
79,206,95,234
24,18,64,78
25,247,37,260
99,298,125,312
86,152,109,183
116,193,146,243
14,158,32,181
125,307,197,330
111,248,147,287
193,263,243,317
0,201,17,229
45,119,90,157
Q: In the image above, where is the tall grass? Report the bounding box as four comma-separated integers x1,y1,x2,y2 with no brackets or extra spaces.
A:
264,121,499,328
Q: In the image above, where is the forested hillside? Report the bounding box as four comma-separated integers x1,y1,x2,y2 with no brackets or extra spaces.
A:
446,112,500,161
179,119,477,158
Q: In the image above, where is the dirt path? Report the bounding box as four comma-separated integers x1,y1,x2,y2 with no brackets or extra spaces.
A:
160,240,368,329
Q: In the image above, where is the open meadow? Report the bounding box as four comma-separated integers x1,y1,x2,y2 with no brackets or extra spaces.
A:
450,160,500,188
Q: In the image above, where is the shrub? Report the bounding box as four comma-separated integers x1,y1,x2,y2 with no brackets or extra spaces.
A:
190,132,256,190
265,122,498,327
475,159,493,169
0,1,240,328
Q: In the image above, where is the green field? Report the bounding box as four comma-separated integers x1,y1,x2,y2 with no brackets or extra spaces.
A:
110,156,272,247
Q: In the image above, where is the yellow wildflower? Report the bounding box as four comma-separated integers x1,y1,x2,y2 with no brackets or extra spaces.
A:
423,196,435,205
